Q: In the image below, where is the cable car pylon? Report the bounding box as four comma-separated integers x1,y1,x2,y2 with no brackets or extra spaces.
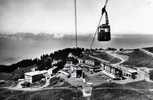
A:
74,0,78,48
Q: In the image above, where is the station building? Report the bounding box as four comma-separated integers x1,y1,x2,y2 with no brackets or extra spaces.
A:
24,70,48,83
100,63,137,79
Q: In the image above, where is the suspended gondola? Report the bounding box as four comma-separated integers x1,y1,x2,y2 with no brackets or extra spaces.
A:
73,0,111,48
97,0,111,41
90,0,111,48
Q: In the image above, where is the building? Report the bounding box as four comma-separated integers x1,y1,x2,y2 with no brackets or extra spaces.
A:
78,55,100,66
122,67,137,79
52,59,62,65
82,82,93,97
30,65,38,72
85,59,95,66
65,58,73,66
78,58,84,64
100,63,122,79
100,63,138,79
48,66,57,75
71,67,83,78
71,71,77,78
57,70,70,78
24,70,48,83
68,52,74,58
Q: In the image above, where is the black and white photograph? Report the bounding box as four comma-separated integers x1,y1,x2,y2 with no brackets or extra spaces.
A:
0,0,153,100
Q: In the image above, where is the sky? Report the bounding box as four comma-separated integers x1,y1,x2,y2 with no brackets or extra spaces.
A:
0,0,153,35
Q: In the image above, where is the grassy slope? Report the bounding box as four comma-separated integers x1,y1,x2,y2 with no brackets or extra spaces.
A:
0,89,82,100
0,88,151,100
92,51,121,64
121,49,153,68
144,47,153,53
0,65,36,81
1,81,153,100
92,89,151,100
0,73,13,80
124,80,153,89
92,81,153,100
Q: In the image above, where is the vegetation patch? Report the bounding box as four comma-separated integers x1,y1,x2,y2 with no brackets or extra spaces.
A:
94,82,123,89
0,73,13,80
0,88,82,100
92,88,151,100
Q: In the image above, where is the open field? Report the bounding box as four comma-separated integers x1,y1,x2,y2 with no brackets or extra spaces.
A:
120,49,153,68
93,81,153,100
92,51,121,64
0,88,82,100
0,87,152,100
124,80,153,90
1,80,153,100
92,88,151,100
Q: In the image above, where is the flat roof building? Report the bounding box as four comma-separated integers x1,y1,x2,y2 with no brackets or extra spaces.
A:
24,70,48,83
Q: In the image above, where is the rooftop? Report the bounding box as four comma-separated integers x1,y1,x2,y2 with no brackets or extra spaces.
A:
25,70,47,76
127,68,137,73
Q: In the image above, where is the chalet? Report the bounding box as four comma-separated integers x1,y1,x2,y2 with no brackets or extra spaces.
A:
24,70,48,83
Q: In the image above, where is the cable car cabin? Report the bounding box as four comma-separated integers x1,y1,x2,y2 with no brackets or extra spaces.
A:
98,24,111,41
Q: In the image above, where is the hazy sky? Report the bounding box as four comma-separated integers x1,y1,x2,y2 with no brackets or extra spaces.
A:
0,0,153,34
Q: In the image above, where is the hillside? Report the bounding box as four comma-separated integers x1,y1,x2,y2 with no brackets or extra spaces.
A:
124,80,153,89
1,81,153,100
144,47,153,53
92,51,121,64
0,48,84,81
92,88,151,100
121,49,153,68
0,88,82,100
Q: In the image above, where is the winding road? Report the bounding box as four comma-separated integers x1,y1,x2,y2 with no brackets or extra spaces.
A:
105,51,128,65
139,48,153,57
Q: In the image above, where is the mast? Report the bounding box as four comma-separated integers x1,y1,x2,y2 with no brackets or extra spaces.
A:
74,0,78,48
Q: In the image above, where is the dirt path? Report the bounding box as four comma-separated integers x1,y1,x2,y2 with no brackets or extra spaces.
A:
139,48,153,57
3,86,73,91
105,51,128,65
4,85,153,93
